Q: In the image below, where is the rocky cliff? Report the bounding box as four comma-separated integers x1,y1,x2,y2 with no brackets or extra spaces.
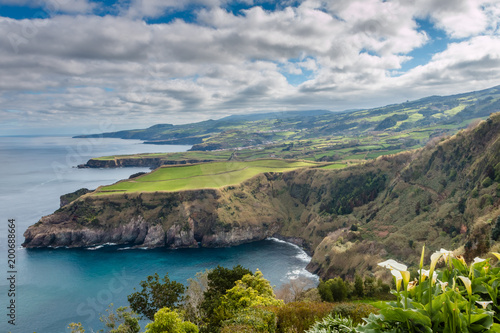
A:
79,158,216,169
24,113,500,279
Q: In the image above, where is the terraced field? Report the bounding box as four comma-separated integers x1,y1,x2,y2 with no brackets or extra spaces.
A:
94,159,318,195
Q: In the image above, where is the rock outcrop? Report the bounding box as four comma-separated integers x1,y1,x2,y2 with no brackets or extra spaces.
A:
78,158,216,169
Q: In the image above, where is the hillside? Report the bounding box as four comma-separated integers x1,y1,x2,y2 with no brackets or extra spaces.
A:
24,113,500,280
75,85,500,153
78,85,500,169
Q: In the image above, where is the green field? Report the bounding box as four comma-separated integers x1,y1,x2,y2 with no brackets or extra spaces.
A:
94,159,318,195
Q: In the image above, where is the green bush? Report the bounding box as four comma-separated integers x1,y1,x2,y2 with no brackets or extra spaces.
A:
266,301,336,333
482,177,493,188
330,303,378,326
221,307,276,333
353,275,364,298
479,194,494,209
144,307,198,333
318,278,348,302
306,314,356,333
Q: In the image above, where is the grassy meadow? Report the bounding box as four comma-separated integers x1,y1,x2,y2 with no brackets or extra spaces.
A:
94,159,319,195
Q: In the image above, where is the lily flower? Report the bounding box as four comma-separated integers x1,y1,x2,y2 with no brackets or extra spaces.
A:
456,255,467,266
401,271,411,288
378,259,408,272
491,252,500,261
391,269,403,292
430,251,443,273
419,269,436,283
440,248,453,262
437,279,448,292
419,268,430,280
473,257,486,264
458,276,472,297
419,245,425,270
476,301,493,309
407,280,417,291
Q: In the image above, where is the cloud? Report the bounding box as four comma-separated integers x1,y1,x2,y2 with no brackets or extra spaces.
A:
395,36,500,92
410,0,500,39
0,0,499,133
124,0,227,19
0,0,96,14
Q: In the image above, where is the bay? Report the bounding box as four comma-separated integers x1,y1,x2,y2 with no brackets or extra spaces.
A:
0,136,317,333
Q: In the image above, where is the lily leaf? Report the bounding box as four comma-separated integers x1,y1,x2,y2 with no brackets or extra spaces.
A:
380,307,432,331
470,312,493,331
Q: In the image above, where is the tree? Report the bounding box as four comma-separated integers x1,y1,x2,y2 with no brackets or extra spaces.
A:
200,265,252,331
99,304,140,333
318,278,348,302
144,307,198,333
318,280,333,302
68,323,85,333
354,275,364,298
184,269,210,325
329,277,348,302
274,276,312,303
127,272,185,321
217,270,283,329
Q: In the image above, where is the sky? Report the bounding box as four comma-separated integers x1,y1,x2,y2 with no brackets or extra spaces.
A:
0,0,500,135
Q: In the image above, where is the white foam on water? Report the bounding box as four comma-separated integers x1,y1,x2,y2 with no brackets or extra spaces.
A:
85,242,116,250
266,237,319,285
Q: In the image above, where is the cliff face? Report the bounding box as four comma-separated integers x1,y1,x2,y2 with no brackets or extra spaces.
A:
24,113,500,279
23,184,286,250
79,158,216,169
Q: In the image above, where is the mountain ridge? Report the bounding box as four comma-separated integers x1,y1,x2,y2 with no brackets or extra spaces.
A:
74,85,500,153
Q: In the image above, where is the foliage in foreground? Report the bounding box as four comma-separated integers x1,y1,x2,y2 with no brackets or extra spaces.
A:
200,265,253,332
306,314,356,333
144,307,198,333
127,272,185,321
354,248,500,332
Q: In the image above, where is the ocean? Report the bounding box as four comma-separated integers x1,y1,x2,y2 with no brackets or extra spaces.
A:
0,136,317,333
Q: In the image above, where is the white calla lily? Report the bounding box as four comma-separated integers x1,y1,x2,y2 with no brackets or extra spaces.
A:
476,301,493,309
437,279,448,292
430,251,443,272
458,276,472,297
473,257,486,264
419,269,430,280
378,259,408,272
440,248,453,262
391,269,403,292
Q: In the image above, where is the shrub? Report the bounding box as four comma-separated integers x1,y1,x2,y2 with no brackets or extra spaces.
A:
479,194,494,209
266,301,336,333
221,307,276,333
492,215,500,241
306,314,356,333
318,278,348,302
353,275,364,298
482,177,493,188
330,303,378,326
144,307,198,333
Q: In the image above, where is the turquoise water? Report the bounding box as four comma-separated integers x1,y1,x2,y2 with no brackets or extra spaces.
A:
0,136,317,333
